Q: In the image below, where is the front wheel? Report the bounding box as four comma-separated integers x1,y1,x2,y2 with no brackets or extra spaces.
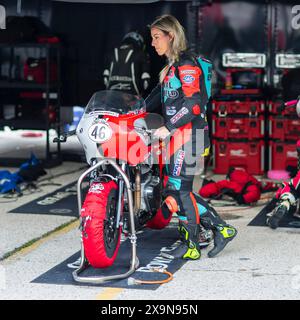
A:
81,180,121,268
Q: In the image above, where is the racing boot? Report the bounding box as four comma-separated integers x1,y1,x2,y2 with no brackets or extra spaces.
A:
200,209,237,258
266,204,288,229
207,224,237,258
161,222,201,260
266,187,297,229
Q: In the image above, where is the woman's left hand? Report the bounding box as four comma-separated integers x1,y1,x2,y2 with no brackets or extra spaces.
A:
153,126,170,140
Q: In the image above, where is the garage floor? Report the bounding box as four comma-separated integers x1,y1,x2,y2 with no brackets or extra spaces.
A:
0,129,300,300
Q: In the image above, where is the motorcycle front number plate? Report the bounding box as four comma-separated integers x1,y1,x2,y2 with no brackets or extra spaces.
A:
88,123,113,143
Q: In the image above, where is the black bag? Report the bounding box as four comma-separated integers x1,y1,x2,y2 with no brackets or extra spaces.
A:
18,163,46,182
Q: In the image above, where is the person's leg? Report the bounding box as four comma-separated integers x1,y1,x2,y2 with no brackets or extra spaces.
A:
161,174,201,260
161,126,209,260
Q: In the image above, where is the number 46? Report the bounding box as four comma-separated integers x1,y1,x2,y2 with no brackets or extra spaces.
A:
91,125,107,140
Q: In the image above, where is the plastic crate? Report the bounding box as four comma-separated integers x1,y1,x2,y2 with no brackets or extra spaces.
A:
212,139,265,175
212,114,264,140
212,100,265,116
269,116,300,141
269,141,298,171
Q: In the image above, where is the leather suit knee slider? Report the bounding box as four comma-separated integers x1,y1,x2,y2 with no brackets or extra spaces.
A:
165,195,179,213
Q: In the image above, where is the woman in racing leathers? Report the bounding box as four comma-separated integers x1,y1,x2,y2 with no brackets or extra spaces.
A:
146,14,237,260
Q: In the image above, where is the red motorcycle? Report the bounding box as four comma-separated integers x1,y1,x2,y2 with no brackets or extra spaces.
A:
56,90,177,283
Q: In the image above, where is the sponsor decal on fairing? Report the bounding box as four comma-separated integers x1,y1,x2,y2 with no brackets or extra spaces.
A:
92,111,119,118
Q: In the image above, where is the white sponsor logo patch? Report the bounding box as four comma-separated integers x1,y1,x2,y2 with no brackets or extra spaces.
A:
170,107,189,124
180,69,196,75
173,150,185,176
166,106,177,116
166,90,179,99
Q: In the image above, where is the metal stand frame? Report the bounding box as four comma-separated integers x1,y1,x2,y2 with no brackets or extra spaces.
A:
72,158,139,284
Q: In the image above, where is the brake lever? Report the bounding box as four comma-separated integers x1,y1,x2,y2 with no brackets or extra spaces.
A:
53,129,76,143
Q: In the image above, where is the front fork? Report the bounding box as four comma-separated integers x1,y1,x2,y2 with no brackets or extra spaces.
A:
116,163,126,228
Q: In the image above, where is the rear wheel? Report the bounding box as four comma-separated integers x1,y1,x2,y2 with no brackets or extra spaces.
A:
81,180,121,268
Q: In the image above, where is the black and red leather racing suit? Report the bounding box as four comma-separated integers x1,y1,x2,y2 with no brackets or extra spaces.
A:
145,52,222,239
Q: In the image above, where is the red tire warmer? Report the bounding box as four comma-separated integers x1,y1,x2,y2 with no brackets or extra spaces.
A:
146,175,173,229
80,180,121,268
146,207,173,229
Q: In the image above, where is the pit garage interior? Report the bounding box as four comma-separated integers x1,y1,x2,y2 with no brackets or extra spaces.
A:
0,0,300,301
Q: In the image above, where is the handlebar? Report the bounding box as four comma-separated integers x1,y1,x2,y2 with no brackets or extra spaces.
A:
134,126,162,146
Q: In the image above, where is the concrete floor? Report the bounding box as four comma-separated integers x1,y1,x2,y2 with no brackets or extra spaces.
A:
0,130,299,300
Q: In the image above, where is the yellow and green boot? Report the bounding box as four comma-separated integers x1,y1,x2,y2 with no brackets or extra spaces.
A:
161,223,201,260
207,224,237,258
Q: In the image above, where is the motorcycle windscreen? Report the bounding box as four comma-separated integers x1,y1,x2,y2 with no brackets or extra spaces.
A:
84,90,146,116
